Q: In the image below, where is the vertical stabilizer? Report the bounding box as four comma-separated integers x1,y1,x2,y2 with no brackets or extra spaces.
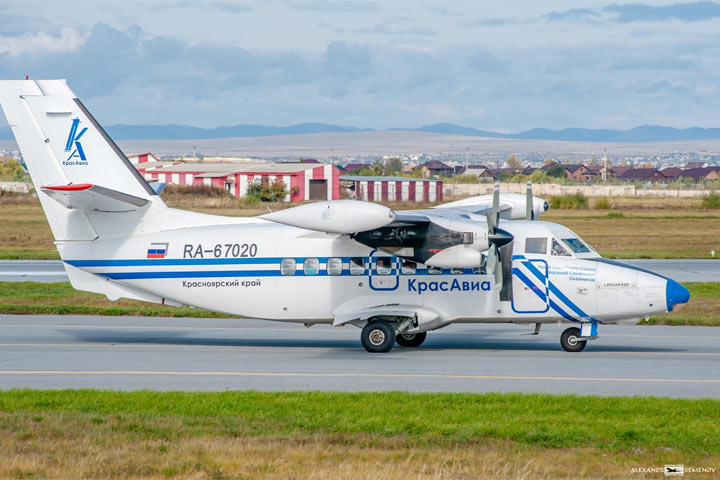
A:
0,79,157,241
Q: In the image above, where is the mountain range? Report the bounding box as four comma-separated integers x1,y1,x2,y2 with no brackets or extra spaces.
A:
1,122,720,143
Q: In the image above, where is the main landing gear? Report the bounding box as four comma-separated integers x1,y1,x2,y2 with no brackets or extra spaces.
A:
361,320,396,353
360,320,428,352
396,332,427,348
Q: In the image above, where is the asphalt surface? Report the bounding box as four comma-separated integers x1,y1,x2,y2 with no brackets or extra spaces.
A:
1,259,718,283
0,315,718,397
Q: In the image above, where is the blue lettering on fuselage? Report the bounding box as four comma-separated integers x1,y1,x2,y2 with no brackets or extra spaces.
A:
407,278,491,294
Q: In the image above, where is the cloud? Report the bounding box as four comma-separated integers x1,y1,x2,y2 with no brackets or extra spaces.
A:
610,56,699,70
465,51,507,72
290,1,378,12
353,24,436,36
604,1,720,22
0,27,87,57
544,8,602,22
208,1,252,13
151,1,252,13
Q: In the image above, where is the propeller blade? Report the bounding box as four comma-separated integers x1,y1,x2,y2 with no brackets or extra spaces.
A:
487,244,503,288
487,182,500,233
526,181,534,221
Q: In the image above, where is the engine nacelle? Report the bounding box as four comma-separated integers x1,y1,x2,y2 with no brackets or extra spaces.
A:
260,200,396,234
424,245,485,268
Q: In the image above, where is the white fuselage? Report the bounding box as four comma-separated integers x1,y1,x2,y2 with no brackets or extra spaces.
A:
59,218,674,329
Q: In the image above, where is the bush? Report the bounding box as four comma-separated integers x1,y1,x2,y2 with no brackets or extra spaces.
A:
594,197,611,209
607,212,624,218
450,174,479,184
162,184,233,198
701,191,720,209
246,177,287,202
549,193,588,209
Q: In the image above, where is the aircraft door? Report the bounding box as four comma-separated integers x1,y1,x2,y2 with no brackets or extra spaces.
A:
368,250,399,291
511,258,549,313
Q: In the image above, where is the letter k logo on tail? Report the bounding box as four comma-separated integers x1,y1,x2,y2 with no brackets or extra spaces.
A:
65,117,88,162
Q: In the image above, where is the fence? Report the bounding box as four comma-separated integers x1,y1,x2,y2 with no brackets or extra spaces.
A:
443,183,717,198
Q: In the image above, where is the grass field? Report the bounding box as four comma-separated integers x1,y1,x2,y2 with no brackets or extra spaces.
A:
0,390,717,479
1,194,719,259
0,281,716,325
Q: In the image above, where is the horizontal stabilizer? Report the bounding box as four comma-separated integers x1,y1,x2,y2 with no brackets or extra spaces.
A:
41,184,150,212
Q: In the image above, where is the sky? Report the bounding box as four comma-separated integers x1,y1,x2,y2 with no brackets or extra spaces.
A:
1,0,720,131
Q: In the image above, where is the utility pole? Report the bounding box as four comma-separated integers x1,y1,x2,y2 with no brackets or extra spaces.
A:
603,148,607,185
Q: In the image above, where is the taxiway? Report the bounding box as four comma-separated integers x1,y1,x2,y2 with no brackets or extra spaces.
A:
0,315,718,397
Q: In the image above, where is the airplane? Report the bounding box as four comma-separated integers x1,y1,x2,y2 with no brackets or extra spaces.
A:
0,79,690,353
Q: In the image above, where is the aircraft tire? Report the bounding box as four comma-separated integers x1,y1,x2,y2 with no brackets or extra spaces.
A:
396,332,427,347
361,321,396,353
560,327,587,352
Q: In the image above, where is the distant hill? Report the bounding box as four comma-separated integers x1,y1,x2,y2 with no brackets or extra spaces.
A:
104,122,372,140
2,122,720,143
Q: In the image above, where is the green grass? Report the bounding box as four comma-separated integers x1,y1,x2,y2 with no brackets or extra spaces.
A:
0,281,231,318
549,192,589,209
0,389,717,453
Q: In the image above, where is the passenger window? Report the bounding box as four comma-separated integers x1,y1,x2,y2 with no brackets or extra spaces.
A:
280,258,296,276
349,257,365,275
303,258,319,275
562,238,591,253
375,257,393,275
327,257,342,276
525,237,548,255
451,268,465,275
401,259,416,275
427,266,442,275
551,239,571,256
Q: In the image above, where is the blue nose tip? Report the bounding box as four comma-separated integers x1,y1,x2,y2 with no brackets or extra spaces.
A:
666,279,690,312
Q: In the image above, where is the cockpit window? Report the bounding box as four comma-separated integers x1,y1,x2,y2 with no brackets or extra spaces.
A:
562,238,591,254
525,238,548,255
551,239,571,256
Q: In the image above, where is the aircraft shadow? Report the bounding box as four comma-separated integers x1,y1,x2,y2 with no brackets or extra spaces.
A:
63,329,683,354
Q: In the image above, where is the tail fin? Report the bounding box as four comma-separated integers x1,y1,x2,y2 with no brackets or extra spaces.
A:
0,79,157,241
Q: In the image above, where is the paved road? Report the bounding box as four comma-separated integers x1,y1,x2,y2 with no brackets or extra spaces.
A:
0,315,718,397
1,259,718,283
0,260,67,283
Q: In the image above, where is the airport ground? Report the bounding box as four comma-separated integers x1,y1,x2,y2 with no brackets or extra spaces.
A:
1,193,720,260
1,314,719,478
1,192,719,478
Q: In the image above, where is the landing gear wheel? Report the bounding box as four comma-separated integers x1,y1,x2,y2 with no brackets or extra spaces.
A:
560,327,587,352
396,332,427,347
361,321,396,353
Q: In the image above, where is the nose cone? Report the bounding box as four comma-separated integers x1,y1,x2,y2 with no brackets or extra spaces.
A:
543,201,550,212
666,279,690,312
489,228,514,248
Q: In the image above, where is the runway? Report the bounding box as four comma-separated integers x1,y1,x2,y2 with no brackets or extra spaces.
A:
1,315,718,397
1,259,717,283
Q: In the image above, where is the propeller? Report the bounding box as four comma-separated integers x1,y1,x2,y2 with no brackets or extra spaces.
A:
485,183,513,289
526,181,535,221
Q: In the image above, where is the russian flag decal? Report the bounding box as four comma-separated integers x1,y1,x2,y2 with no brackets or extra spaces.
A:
147,242,169,259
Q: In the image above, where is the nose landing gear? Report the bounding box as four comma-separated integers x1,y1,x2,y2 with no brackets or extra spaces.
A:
560,327,587,352
560,323,598,352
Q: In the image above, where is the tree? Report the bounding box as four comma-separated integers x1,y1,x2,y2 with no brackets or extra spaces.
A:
545,165,567,179
506,155,521,169
529,169,549,184
384,157,403,175
0,159,29,182
588,155,598,166
543,158,556,167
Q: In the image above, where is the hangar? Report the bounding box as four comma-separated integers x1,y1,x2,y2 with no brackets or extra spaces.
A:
341,176,443,202
135,161,341,202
